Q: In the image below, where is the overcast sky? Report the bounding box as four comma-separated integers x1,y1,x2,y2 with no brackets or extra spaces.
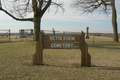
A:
0,0,120,33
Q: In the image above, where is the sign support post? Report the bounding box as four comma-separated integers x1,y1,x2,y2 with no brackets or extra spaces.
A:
9,30,10,42
81,31,91,66
33,31,43,65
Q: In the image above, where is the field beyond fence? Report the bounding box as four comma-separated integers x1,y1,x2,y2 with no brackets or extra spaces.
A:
0,34,120,80
0,33,33,42
0,33,120,42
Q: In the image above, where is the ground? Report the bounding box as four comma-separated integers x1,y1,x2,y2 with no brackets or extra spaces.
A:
0,35,120,80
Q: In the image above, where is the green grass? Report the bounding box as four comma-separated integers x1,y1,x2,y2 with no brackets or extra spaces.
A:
0,36,120,80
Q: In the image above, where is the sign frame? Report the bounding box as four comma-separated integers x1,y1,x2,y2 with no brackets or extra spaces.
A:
33,31,91,67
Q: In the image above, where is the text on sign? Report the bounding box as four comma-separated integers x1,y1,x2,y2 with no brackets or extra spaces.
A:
49,36,75,41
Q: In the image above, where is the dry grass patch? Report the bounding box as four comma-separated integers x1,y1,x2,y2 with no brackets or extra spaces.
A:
0,36,120,80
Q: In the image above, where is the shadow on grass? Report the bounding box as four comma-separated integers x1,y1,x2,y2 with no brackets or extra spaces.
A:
89,44,120,50
96,66,120,70
29,63,120,70
31,63,93,68
0,41,21,43
0,41,34,43
30,63,82,68
43,64,79,68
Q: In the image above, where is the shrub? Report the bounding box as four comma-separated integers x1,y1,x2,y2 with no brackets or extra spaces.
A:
95,33,101,36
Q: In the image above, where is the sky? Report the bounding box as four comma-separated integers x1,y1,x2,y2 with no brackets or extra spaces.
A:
0,0,120,33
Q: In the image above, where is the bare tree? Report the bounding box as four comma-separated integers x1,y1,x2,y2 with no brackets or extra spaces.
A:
72,0,119,42
0,0,64,41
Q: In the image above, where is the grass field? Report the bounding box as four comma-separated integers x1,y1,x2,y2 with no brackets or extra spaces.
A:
0,36,120,80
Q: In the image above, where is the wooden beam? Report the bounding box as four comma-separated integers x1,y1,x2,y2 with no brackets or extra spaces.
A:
33,31,43,65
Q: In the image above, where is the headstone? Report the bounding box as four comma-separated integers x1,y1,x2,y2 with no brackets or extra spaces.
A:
86,27,89,39
19,29,26,38
63,32,65,35
14,33,17,39
52,28,55,35
30,29,34,35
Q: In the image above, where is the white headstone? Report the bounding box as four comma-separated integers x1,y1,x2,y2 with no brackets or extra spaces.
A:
14,33,17,39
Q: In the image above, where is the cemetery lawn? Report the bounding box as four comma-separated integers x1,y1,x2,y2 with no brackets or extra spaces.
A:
0,36,120,80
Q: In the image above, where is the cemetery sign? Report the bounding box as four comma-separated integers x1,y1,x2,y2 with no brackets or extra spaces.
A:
33,31,91,67
43,35,81,49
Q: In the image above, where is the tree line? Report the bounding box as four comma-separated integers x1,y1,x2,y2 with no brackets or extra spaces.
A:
0,0,119,42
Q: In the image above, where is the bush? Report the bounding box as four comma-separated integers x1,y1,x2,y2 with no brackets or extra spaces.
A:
95,33,101,36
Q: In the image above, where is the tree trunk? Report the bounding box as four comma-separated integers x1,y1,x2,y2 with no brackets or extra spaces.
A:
111,0,119,42
33,16,41,42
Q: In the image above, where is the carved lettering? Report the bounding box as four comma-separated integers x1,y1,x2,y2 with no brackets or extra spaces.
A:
49,36,75,41
51,43,74,48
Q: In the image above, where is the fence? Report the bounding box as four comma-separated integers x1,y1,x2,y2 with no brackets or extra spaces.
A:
19,29,34,42
0,29,34,42
0,29,10,42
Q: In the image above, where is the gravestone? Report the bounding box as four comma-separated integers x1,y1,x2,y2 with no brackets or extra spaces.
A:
86,27,89,39
14,33,17,39
19,29,26,38
30,29,34,35
52,28,55,35
63,32,65,35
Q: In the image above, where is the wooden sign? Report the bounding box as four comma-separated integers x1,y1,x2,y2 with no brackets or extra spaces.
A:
43,35,81,49
33,31,91,67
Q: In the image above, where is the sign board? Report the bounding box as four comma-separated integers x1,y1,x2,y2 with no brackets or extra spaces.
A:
43,35,81,49
33,31,91,67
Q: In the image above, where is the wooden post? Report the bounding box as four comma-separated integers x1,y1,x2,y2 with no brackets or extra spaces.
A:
81,31,91,67
39,31,44,64
9,30,10,42
81,31,86,66
33,31,43,65
85,43,91,66
93,33,95,45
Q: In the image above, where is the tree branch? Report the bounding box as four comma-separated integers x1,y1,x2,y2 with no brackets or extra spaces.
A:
72,0,111,14
39,0,43,10
42,0,64,14
1,8,33,21
0,0,2,8
50,1,65,13
41,0,51,16
32,0,39,15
